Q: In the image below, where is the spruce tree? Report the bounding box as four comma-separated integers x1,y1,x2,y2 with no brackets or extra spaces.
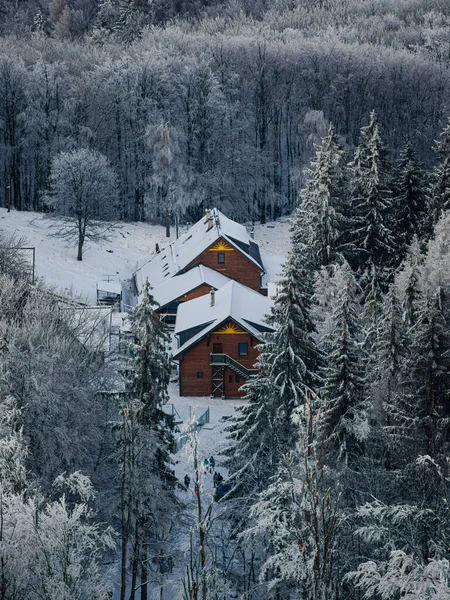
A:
225,210,322,507
319,262,368,465
405,287,450,459
427,119,450,234
297,124,346,270
243,396,341,600
391,141,428,258
341,111,395,296
116,279,176,600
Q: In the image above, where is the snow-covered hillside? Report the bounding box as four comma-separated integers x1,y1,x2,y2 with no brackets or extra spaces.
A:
0,208,290,304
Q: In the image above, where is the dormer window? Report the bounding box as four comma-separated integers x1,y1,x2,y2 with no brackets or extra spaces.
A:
218,252,225,264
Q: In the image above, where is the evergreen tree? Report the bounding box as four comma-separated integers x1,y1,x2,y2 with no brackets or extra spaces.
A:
225,210,322,510
405,287,450,459
400,236,423,327
391,141,428,258
372,285,408,469
244,396,341,600
341,111,395,296
427,119,450,233
115,279,176,600
297,124,346,270
319,262,368,465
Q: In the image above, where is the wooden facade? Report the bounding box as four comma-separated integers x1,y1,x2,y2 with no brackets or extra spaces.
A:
182,237,263,293
178,320,260,398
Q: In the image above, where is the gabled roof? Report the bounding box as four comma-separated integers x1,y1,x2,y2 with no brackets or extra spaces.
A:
173,280,274,358
151,265,231,310
133,208,264,292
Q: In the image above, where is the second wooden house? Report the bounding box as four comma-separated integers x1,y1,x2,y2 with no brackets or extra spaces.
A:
173,281,274,398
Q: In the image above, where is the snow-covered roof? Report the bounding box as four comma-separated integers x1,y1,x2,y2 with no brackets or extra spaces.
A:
151,265,231,310
134,208,264,292
173,280,274,358
260,255,285,288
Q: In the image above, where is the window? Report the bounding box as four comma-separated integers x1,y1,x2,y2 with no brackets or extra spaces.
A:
238,342,248,356
235,374,240,383
217,252,225,264
197,371,203,378
229,375,233,383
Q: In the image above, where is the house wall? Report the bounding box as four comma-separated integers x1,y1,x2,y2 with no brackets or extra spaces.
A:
178,284,212,303
183,237,263,292
178,330,260,397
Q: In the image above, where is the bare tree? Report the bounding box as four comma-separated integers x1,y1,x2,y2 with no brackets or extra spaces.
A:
46,148,118,261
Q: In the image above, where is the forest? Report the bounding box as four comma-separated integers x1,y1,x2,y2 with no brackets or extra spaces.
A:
0,0,449,224
2,0,450,599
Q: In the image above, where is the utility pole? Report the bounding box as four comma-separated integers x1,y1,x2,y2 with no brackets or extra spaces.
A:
6,180,11,213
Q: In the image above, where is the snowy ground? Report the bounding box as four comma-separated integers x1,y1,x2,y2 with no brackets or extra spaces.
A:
0,207,290,599
0,207,290,304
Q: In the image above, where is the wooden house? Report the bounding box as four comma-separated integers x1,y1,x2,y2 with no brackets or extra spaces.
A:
149,265,230,327
173,281,274,398
133,208,267,303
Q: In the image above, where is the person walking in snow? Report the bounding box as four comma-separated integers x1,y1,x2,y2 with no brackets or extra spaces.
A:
184,474,190,488
209,455,215,472
213,471,218,487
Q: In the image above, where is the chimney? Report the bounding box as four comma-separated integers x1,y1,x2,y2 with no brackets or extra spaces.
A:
210,289,215,307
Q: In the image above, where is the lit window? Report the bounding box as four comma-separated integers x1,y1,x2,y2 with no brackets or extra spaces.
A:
218,252,225,264
238,343,248,356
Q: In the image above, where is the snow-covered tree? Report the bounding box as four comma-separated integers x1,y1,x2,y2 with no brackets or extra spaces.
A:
46,148,118,261
427,119,450,233
403,287,450,459
391,141,428,257
244,396,341,600
297,124,346,270
0,381,115,600
341,111,395,296
226,210,322,498
346,455,450,600
114,279,176,600
318,262,368,465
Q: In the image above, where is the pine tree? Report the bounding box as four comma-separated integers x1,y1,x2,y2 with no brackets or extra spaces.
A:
116,279,176,600
427,119,450,234
391,141,428,258
297,124,346,270
244,396,341,600
405,287,450,459
400,236,423,327
341,111,395,296
225,212,322,511
319,262,368,465
372,285,408,469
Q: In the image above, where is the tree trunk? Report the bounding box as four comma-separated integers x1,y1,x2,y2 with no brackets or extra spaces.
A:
77,235,83,261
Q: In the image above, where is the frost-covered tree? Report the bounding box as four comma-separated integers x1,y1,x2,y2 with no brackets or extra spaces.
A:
226,210,321,496
115,279,176,600
403,287,450,459
319,262,368,465
244,396,341,600
341,111,395,296
46,148,118,260
427,119,450,233
346,456,450,600
391,141,428,257
0,382,115,600
297,124,346,270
